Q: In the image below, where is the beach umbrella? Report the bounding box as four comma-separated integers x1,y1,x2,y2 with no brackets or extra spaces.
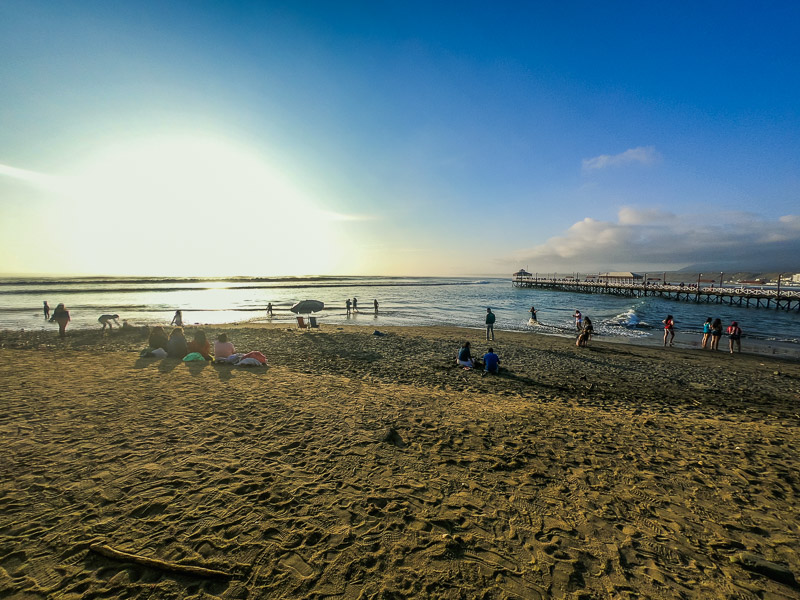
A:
290,300,324,314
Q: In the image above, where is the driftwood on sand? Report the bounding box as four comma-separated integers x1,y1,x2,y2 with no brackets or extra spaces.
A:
89,543,232,579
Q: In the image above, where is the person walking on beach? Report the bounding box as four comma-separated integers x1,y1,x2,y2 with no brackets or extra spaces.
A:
710,318,723,351
485,307,496,341
171,310,183,327
573,309,582,330
726,321,742,354
701,317,712,349
529,306,537,323
98,314,120,330
482,347,499,375
266,303,273,317
346,298,352,316
50,303,70,338
43,301,50,320
352,297,358,312
663,315,675,347
373,299,379,314
456,341,474,369
576,317,593,347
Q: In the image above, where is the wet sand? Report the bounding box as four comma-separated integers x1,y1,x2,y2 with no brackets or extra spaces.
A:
1,324,800,599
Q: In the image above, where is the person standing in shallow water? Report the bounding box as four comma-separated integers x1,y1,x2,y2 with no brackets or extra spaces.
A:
374,299,379,314
266,303,273,317
43,301,50,320
171,310,183,327
346,298,351,316
352,297,358,313
529,306,537,323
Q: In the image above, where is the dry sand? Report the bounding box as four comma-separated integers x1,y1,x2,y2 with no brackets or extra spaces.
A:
1,324,800,599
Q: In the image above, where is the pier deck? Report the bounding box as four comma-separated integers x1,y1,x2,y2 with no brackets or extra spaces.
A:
512,275,800,311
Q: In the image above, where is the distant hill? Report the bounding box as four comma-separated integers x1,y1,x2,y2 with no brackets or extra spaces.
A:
677,262,800,276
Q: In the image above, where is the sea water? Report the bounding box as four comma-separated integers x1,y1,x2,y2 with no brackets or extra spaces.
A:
1,276,798,355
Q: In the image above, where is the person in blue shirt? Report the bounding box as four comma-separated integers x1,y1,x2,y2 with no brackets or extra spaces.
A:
483,348,499,375
701,317,712,349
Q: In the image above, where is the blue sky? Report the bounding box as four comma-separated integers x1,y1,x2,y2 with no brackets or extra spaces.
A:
1,1,798,276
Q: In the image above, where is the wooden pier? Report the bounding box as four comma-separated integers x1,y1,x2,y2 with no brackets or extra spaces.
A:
512,275,800,311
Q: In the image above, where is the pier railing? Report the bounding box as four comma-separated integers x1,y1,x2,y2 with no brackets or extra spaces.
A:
511,276,800,311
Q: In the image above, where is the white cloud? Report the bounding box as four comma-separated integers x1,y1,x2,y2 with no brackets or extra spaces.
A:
509,207,800,271
582,146,661,172
0,162,58,190
313,209,376,222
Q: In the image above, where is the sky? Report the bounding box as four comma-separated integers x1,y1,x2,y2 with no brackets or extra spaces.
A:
1,1,799,277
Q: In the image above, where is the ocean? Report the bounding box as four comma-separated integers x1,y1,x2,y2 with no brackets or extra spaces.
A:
2,276,799,355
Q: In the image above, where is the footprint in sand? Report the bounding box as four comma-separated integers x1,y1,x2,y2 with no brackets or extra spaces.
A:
278,551,314,578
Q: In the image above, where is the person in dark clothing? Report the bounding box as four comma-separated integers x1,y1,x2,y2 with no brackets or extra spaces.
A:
148,326,169,350
50,303,70,338
457,341,474,368
577,317,593,347
485,308,496,341
166,328,188,358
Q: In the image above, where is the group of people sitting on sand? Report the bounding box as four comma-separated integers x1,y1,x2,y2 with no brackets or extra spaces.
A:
456,342,500,376
143,327,267,366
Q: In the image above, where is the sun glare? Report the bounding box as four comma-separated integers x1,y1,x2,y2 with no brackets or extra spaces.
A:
58,136,346,276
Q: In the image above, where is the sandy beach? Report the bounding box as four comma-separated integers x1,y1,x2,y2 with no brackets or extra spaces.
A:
1,324,800,599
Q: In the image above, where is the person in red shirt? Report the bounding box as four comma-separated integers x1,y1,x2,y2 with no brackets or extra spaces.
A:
726,321,742,354
663,315,675,347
